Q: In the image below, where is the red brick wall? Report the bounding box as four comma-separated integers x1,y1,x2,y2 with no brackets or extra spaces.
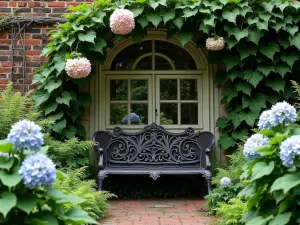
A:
0,0,93,92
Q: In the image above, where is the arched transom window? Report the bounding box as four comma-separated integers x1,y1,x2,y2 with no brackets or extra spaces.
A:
102,39,209,131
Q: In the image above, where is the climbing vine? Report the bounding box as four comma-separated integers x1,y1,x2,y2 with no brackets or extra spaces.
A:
33,0,300,148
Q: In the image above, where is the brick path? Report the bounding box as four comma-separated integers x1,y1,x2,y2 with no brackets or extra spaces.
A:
100,199,214,225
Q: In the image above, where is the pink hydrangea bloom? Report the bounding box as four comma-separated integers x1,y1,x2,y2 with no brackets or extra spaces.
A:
206,37,225,51
65,57,91,79
110,9,135,35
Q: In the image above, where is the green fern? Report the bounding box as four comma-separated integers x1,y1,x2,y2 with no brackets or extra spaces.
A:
215,198,247,225
54,168,116,219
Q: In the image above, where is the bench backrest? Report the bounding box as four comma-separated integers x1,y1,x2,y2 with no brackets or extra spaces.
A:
93,123,215,169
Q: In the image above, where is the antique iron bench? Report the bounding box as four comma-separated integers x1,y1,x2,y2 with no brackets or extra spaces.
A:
93,123,215,193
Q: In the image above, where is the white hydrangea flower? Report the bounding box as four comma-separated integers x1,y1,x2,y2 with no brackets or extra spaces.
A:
110,9,135,35
220,177,231,187
243,134,269,160
206,37,225,51
65,57,91,79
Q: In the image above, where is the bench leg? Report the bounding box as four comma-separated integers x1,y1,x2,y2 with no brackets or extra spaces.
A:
98,172,108,191
202,171,212,194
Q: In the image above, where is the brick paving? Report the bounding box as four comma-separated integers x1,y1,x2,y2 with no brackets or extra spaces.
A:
100,199,214,225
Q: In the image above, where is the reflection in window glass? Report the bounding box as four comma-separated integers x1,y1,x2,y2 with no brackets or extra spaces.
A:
160,79,177,100
131,80,148,100
134,56,152,70
160,104,178,125
180,79,198,100
111,41,152,70
155,56,172,70
131,104,148,125
110,104,127,125
110,80,128,100
156,41,196,70
181,103,198,125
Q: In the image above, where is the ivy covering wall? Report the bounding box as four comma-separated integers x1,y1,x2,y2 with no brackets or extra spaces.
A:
33,0,300,150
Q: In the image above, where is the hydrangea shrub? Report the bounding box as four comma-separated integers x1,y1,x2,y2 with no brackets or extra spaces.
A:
238,101,300,224
122,112,140,125
0,120,97,224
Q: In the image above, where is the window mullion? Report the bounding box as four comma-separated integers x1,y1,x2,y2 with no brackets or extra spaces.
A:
178,78,181,126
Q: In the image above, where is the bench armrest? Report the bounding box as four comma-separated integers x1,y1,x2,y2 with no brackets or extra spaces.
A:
96,147,104,169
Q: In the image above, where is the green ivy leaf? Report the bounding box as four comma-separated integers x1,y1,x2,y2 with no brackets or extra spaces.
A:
238,183,256,197
221,87,238,103
228,111,241,128
282,52,299,68
258,62,275,76
278,2,289,12
52,119,67,133
44,101,58,116
247,29,263,45
259,42,279,61
130,6,144,17
45,79,62,94
65,125,77,139
183,8,198,18
266,76,285,92
244,70,264,87
222,8,240,24
56,91,72,106
232,128,248,140
276,63,291,78
236,80,252,96
242,94,266,114
147,13,162,27
237,44,257,60
34,89,50,106
17,195,37,214
161,10,175,24
290,33,300,50
262,2,275,13
278,36,289,49
251,161,274,181
271,173,300,194
0,168,22,188
231,28,248,42
228,69,240,81
269,212,291,225
239,111,257,127
137,16,148,29
47,111,64,122
219,0,228,5
66,36,76,47
173,17,184,30
203,15,216,27
0,192,17,218
177,32,193,46
271,20,285,33
223,55,239,71
218,135,236,149
78,30,96,43
226,37,238,49
216,117,229,129
92,38,106,54
288,25,298,36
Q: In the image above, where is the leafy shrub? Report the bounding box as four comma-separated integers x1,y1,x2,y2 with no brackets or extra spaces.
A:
238,101,300,224
205,149,246,214
54,167,116,220
0,120,97,224
216,198,247,225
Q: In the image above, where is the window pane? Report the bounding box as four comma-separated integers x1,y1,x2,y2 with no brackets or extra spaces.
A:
180,79,198,100
155,56,172,70
131,104,148,125
181,103,198,125
110,80,128,100
156,41,196,70
134,56,152,70
110,104,127,125
131,80,148,100
160,79,177,100
111,41,152,70
160,104,178,125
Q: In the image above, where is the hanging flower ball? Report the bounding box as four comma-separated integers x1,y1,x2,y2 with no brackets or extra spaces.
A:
206,36,225,51
65,57,91,79
110,9,135,35
220,177,231,188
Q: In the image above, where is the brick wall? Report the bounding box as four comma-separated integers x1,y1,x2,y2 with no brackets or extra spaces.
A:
0,0,93,92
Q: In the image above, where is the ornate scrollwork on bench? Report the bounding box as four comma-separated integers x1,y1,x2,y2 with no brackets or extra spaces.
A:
93,123,215,193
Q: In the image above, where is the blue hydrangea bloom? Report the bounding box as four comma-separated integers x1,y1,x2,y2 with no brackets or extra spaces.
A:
19,153,56,189
122,113,140,125
243,134,269,160
271,101,297,126
220,177,231,187
7,120,44,151
257,110,275,130
280,135,300,167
